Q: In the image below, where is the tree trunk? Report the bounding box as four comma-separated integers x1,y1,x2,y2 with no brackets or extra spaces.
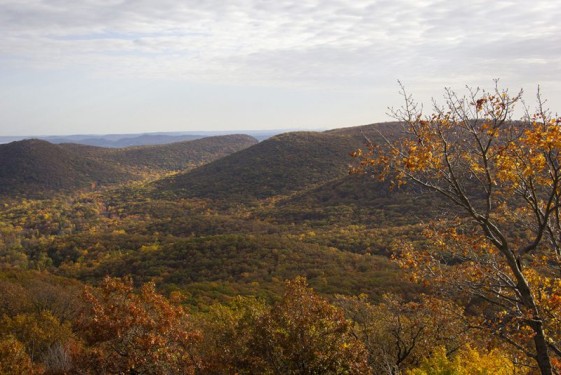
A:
504,250,553,374
516,277,553,375
531,320,553,375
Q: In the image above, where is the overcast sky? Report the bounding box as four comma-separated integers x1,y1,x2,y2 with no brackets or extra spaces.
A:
0,0,559,136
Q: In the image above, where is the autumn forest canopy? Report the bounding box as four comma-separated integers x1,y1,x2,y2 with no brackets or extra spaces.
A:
2,83,561,374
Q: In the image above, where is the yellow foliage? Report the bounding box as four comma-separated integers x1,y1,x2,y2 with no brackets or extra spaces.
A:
0,311,73,363
0,336,36,374
407,345,523,375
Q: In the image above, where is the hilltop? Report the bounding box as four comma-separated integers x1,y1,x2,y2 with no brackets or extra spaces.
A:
156,122,401,202
0,139,131,197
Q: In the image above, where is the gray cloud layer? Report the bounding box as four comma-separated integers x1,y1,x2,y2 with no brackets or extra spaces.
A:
1,0,559,88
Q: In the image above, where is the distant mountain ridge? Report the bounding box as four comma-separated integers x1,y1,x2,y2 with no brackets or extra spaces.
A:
54,134,203,148
0,129,291,147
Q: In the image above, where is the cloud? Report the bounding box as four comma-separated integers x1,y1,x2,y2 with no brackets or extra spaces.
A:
0,0,560,90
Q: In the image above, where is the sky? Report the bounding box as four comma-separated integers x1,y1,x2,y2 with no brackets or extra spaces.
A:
0,0,560,136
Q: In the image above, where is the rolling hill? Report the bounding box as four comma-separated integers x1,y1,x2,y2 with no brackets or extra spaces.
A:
155,123,401,202
61,134,258,172
0,139,132,197
0,134,258,197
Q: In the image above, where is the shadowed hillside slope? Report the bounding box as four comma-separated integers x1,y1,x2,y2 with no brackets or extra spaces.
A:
0,139,132,197
156,123,401,202
263,174,444,228
0,135,258,197
61,134,258,172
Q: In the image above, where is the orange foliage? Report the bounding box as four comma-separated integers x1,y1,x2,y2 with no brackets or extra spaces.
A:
248,277,371,374
0,336,36,374
76,276,201,374
352,82,561,374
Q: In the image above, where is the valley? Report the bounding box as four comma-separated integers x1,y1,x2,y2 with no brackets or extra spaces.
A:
0,118,548,373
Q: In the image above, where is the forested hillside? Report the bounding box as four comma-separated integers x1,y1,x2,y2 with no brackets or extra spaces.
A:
1,103,560,373
60,134,258,172
0,134,257,198
157,123,401,202
0,139,133,197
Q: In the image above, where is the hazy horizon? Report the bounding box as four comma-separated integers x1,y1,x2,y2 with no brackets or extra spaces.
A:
1,1,559,136
0,128,308,139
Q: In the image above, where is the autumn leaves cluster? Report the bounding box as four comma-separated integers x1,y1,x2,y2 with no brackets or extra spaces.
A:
0,274,525,374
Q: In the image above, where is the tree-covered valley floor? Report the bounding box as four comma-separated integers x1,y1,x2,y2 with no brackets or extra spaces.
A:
0,126,537,374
